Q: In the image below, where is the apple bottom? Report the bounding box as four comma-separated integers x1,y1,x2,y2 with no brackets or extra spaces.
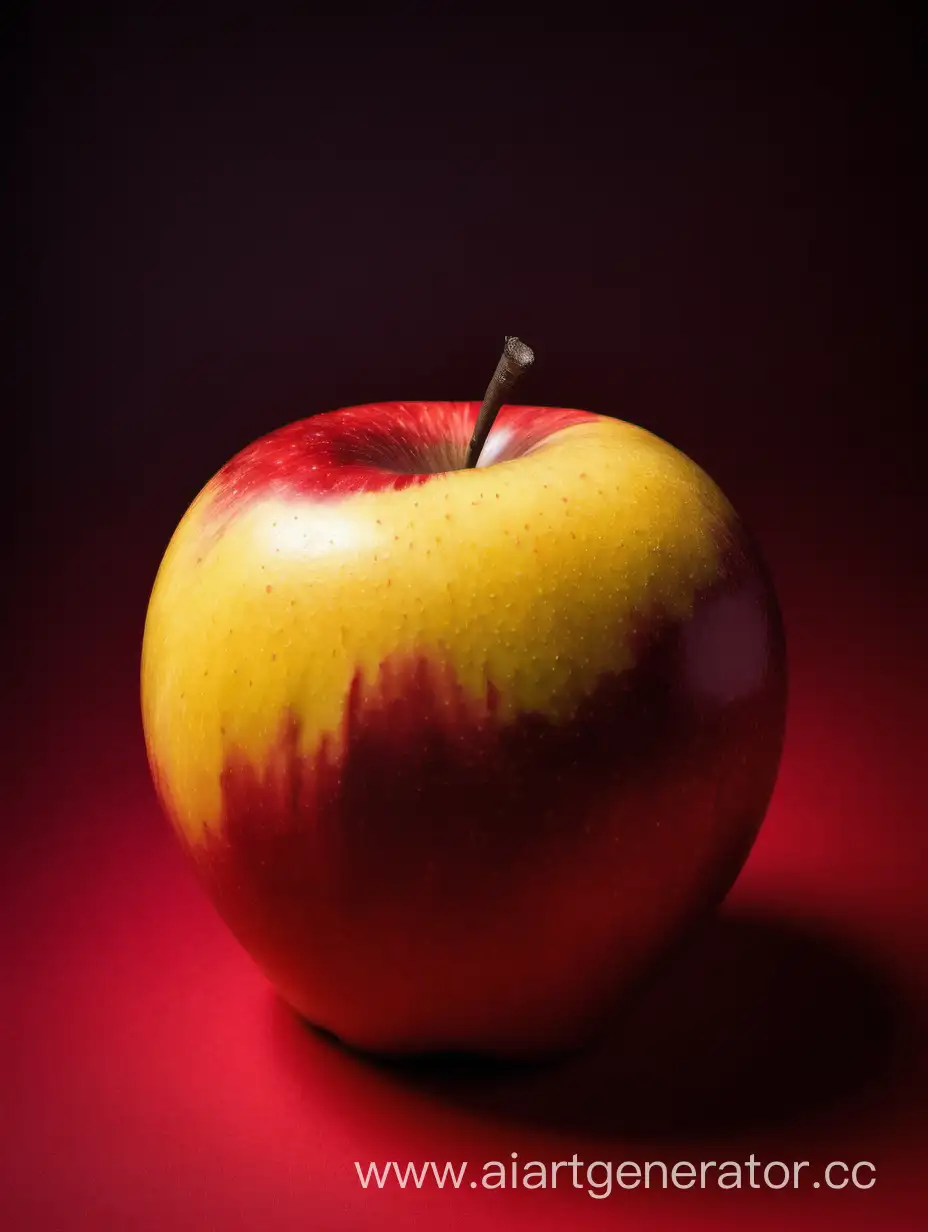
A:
178,580,785,1059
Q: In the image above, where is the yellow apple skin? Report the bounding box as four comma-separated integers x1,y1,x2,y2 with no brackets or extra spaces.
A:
141,402,786,1058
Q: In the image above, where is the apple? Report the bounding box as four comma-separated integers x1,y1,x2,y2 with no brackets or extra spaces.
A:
141,348,786,1059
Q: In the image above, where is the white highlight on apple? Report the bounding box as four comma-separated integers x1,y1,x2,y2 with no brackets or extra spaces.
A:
259,502,380,561
475,426,515,468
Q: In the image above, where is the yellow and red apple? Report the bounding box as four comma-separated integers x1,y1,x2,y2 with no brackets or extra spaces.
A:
141,399,786,1058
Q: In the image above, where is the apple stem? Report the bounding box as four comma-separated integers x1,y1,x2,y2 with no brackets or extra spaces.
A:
464,336,535,468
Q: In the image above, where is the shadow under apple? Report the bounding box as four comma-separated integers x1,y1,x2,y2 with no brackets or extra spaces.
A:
274,908,909,1142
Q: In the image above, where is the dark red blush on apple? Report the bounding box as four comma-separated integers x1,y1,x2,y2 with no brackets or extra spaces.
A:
165,546,784,1055
206,402,597,516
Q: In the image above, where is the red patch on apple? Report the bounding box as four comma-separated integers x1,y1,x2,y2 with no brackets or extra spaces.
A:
206,402,597,516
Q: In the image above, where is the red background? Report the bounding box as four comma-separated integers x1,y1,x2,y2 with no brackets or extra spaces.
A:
7,7,922,1230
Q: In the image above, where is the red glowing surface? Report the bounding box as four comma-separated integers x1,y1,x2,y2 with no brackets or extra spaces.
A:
4,500,925,1231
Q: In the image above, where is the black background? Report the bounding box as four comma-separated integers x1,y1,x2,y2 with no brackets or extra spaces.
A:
13,4,918,540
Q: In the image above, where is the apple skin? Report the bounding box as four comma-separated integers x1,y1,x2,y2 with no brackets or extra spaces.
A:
141,401,787,1058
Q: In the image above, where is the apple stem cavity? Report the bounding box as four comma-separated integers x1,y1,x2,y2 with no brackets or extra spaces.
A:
464,336,535,469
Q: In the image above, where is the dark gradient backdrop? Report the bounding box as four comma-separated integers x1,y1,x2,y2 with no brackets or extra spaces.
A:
6,6,923,1231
